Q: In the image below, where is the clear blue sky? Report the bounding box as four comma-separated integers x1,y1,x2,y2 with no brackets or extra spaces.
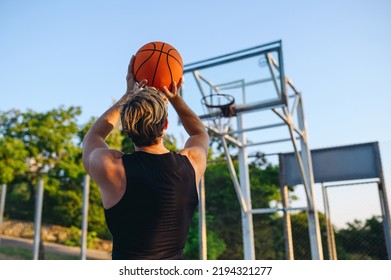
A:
1,0,391,227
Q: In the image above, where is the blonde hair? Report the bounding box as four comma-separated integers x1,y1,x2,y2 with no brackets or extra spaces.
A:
120,87,168,147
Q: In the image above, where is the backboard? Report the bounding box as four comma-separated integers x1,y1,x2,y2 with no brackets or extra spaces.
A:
181,40,287,121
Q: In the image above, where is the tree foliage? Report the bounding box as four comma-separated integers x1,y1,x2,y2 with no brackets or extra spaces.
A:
0,137,28,184
335,216,387,260
1,107,83,222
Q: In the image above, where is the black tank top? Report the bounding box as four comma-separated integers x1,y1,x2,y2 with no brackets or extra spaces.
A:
104,151,198,260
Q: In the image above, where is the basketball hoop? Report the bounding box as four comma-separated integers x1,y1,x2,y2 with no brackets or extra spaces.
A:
201,93,236,118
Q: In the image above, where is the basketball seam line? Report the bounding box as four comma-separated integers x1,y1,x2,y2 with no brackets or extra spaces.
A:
166,49,174,86
134,43,157,78
151,43,165,87
137,49,182,66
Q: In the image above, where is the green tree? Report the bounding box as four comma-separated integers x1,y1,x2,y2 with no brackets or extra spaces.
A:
183,212,227,260
335,216,387,260
0,137,28,184
1,107,85,259
1,107,83,222
288,211,329,260
203,154,283,259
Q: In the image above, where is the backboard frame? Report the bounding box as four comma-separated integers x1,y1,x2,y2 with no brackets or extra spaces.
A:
183,40,324,260
182,40,287,120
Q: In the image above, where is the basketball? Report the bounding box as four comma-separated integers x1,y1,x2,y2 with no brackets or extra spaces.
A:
133,41,183,91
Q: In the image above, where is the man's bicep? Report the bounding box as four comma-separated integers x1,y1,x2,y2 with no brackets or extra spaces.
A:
181,143,208,172
85,148,123,181
183,133,209,157
83,147,105,174
82,135,109,171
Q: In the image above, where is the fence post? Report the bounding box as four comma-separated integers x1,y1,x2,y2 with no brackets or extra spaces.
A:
32,178,44,260
322,184,337,260
0,184,7,246
198,176,207,260
80,175,90,260
280,184,294,260
378,182,391,259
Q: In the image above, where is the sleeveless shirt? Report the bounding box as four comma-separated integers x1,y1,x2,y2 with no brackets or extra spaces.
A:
104,151,198,260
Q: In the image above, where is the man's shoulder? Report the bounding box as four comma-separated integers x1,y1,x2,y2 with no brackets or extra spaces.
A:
178,147,207,165
88,148,124,173
91,148,124,160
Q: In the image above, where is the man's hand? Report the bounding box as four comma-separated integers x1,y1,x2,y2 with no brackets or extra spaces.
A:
126,55,148,93
119,56,148,106
162,77,183,101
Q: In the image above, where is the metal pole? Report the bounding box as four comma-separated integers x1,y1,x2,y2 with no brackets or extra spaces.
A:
296,94,323,260
373,142,391,259
0,184,7,246
221,137,248,213
329,208,337,259
80,175,90,260
33,178,44,260
275,106,313,211
199,176,207,260
322,184,332,259
322,184,337,260
237,113,255,260
280,184,294,259
377,182,391,259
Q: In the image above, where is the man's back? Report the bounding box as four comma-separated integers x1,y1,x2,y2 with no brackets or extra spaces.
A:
104,152,198,260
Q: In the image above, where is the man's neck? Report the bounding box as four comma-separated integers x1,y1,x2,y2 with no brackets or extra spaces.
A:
134,142,170,154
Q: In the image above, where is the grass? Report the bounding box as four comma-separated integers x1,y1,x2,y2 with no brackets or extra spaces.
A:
0,246,81,260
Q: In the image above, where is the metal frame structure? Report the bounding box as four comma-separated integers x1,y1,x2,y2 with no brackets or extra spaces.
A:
183,40,323,260
280,141,391,259
325,165,391,259
321,180,385,260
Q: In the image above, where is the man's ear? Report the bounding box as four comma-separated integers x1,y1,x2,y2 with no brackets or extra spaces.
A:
164,118,169,130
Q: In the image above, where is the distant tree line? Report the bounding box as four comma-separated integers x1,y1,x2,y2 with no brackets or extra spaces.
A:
0,107,387,259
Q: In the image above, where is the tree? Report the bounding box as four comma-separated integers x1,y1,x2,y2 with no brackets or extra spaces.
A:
1,107,85,259
183,211,227,260
335,216,387,260
202,153,283,259
0,137,28,184
1,107,83,222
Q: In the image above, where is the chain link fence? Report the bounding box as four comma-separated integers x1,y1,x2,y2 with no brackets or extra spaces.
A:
287,141,391,260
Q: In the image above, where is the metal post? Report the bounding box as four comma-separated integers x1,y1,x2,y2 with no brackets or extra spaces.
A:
199,176,207,260
377,182,391,259
373,142,391,259
322,184,337,260
221,138,248,214
0,184,7,246
280,184,294,259
237,113,255,260
33,178,44,260
296,95,323,260
329,201,337,259
80,175,90,260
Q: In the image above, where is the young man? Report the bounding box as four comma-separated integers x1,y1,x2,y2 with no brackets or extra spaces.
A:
82,56,209,259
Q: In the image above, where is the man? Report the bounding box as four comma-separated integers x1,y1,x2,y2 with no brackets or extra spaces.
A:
82,56,209,259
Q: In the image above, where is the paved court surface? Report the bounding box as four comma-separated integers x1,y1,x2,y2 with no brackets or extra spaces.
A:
0,235,111,260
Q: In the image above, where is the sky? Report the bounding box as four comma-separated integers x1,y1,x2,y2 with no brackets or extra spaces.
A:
1,0,391,228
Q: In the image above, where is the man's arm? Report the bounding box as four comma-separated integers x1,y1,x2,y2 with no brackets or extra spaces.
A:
82,103,122,172
162,82,209,184
82,57,147,208
82,56,146,172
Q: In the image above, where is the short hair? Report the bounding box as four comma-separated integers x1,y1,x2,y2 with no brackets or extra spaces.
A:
120,87,168,147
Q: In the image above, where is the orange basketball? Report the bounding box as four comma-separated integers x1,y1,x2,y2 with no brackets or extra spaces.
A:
133,41,183,91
